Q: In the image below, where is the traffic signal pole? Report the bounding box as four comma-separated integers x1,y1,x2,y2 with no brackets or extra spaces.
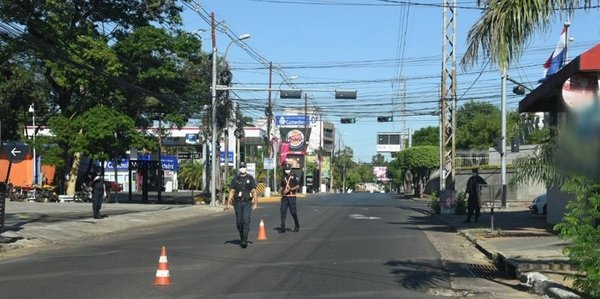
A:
302,93,307,194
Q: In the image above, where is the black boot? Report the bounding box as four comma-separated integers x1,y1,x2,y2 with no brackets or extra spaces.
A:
293,216,300,232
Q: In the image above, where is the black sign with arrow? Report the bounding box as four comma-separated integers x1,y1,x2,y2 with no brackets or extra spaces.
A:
1,142,30,163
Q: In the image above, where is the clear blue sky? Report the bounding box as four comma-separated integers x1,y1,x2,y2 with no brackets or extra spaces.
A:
181,0,599,162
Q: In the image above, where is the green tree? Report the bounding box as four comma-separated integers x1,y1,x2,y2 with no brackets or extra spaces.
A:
387,156,405,194
371,153,386,165
412,126,439,146
456,101,519,150
392,146,439,198
0,1,212,193
332,147,352,189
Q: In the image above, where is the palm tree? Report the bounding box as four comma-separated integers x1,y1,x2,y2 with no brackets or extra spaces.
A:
461,1,596,69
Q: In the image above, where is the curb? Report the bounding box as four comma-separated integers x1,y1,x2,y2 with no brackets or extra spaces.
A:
519,272,582,299
408,208,583,299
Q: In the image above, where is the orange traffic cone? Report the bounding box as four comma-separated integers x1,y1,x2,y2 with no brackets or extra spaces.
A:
154,246,171,286
257,219,267,240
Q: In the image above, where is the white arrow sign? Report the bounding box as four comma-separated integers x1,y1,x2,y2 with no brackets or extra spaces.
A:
11,148,21,157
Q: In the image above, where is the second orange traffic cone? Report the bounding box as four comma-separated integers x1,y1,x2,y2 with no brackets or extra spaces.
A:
257,219,267,240
154,246,171,286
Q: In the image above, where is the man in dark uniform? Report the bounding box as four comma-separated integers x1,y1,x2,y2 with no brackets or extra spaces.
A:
91,173,107,219
279,163,300,233
225,162,258,248
464,168,487,223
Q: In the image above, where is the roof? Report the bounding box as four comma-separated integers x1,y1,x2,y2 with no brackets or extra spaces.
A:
518,43,600,113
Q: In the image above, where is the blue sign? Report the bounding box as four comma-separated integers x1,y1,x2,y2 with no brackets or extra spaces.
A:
185,133,200,144
275,115,318,127
161,155,179,171
219,151,234,163
105,158,129,171
105,155,179,171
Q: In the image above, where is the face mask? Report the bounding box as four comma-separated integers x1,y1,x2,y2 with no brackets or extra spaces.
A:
285,169,291,175
239,168,247,174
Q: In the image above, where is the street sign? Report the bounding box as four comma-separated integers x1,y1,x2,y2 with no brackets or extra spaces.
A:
264,158,274,170
1,142,30,163
275,115,318,127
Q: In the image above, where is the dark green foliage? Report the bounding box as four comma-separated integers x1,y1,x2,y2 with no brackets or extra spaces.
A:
555,179,600,298
429,192,441,214
390,146,439,198
412,126,439,146
455,192,467,215
179,161,203,191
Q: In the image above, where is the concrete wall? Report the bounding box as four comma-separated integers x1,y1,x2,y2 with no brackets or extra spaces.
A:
426,169,546,205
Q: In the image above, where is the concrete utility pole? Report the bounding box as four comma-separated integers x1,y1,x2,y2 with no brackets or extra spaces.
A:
210,12,218,206
303,93,308,194
439,0,457,192
266,62,273,196
501,66,507,207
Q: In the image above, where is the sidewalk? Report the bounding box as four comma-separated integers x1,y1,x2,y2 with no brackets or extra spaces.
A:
411,197,582,298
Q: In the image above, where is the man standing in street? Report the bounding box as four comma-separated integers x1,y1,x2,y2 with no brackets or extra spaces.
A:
464,168,487,223
225,162,258,248
92,173,107,219
279,163,300,233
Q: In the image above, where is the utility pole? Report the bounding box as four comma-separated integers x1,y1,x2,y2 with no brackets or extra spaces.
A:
303,93,308,194
501,66,507,207
266,62,273,196
210,12,218,206
401,78,407,149
440,0,457,192
318,112,323,192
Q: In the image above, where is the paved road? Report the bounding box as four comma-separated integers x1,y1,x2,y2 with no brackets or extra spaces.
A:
0,193,537,298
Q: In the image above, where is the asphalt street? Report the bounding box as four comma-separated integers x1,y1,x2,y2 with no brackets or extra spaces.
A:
0,193,538,298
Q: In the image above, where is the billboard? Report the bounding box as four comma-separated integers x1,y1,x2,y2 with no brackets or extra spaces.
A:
376,132,403,153
280,128,312,155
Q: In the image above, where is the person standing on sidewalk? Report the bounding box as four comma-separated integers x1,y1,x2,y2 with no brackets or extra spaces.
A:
225,162,258,248
464,168,487,223
279,164,300,233
91,174,107,219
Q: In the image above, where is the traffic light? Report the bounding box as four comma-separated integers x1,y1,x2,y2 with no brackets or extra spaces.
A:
340,117,356,124
377,116,393,122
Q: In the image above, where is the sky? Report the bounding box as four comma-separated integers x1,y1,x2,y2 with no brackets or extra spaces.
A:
180,0,599,162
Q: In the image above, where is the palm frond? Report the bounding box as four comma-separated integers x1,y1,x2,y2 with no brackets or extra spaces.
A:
462,0,595,69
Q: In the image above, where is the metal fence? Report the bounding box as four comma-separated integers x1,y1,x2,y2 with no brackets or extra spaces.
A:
456,150,492,168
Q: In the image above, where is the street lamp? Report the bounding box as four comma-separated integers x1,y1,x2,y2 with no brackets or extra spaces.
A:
210,33,251,207
28,104,37,188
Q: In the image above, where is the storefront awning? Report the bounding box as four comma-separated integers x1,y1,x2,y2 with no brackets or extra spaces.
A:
519,44,600,113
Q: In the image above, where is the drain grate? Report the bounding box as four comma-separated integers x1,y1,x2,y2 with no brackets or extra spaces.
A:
467,263,508,280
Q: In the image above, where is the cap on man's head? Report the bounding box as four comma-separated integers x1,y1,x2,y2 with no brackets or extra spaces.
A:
472,168,479,174
239,161,246,168
284,163,291,170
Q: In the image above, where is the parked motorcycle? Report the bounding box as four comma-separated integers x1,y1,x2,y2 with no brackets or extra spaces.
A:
73,183,92,202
